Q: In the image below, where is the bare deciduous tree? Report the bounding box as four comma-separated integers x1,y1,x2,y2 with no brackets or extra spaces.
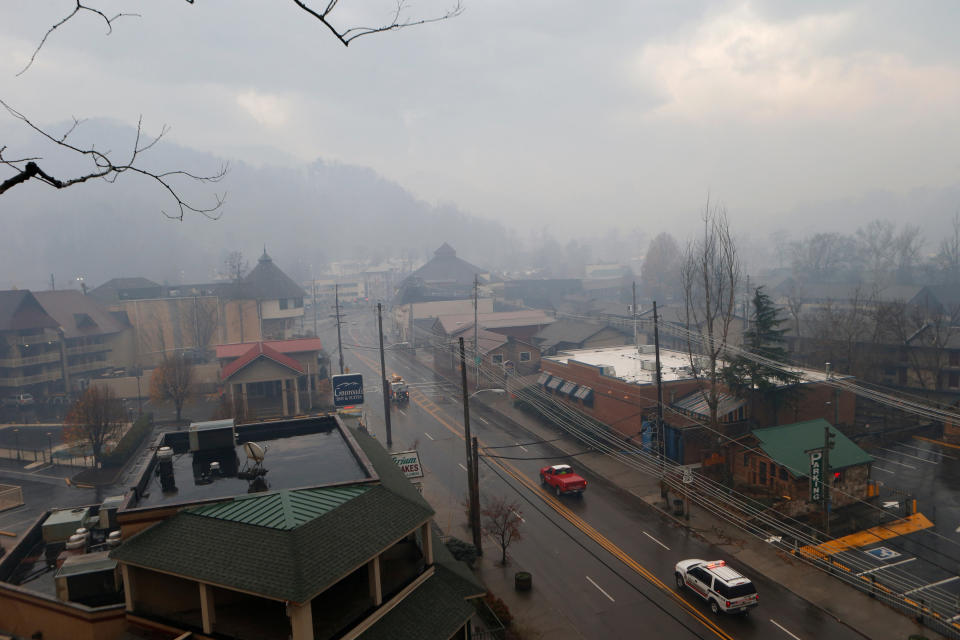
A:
151,353,195,422
936,211,960,285
641,232,682,302
3,1,462,211
64,385,125,466
223,251,250,283
682,199,741,428
481,495,524,566
0,103,227,219
180,297,220,361
876,300,960,392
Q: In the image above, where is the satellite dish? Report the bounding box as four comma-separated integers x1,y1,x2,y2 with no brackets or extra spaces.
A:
244,442,266,464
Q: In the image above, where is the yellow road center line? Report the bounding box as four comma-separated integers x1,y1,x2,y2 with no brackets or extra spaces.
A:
913,435,960,451
350,348,734,640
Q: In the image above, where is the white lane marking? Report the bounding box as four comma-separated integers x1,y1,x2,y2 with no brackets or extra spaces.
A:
458,463,468,472
643,531,671,550
872,466,895,474
398,409,407,416
477,416,489,425
424,432,434,441
512,510,526,523
586,575,615,602
770,619,802,640
519,445,529,453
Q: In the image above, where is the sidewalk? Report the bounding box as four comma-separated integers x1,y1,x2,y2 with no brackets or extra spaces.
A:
402,346,946,639
471,391,946,640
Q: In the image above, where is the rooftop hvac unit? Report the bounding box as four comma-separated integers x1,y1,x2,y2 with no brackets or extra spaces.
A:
640,360,657,372
43,507,90,543
188,419,236,452
99,495,124,530
55,551,121,605
157,446,177,493
639,345,655,354
600,365,616,378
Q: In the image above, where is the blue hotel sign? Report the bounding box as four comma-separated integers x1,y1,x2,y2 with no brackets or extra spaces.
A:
333,374,364,407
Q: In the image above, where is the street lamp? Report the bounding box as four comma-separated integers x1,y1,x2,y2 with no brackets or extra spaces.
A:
46,432,53,465
13,428,19,461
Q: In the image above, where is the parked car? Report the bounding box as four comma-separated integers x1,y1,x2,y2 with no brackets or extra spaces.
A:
675,559,758,615
1,393,35,408
539,464,587,497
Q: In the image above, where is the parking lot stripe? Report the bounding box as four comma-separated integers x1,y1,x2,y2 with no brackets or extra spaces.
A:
868,454,915,469
895,441,958,460
872,466,895,474
586,575,616,602
902,575,960,596
879,446,937,464
855,557,916,576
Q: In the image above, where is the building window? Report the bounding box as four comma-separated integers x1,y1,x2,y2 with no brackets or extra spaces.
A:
769,463,776,478
279,298,289,310
492,354,504,364
519,351,531,362
294,297,303,308
950,372,960,389
779,468,788,481
743,454,750,466
758,462,767,485
951,351,960,367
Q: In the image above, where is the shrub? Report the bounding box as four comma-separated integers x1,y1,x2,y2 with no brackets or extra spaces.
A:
445,537,479,567
483,591,513,627
100,413,154,468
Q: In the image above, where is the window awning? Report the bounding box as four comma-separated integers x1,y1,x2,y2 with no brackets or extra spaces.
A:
573,386,593,402
545,376,564,390
537,372,552,386
559,380,578,396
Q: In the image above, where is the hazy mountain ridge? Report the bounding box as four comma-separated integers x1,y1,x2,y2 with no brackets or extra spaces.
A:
0,119,513,289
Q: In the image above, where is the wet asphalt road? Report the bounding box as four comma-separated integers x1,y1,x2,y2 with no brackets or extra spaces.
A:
333,310,863,640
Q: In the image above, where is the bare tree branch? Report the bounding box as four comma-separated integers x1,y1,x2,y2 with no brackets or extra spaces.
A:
291,0,464,46
0,99,227,220
17,1,140,76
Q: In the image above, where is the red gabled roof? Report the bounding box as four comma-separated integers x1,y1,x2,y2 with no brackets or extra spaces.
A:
215,338,323,360
221,342,305,381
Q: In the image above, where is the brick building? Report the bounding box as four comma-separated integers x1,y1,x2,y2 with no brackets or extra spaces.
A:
730,419,874,517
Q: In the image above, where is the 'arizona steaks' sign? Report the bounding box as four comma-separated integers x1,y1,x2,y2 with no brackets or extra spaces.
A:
391,449,424,479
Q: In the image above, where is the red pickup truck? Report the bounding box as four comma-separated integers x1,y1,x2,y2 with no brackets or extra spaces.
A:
540,464,587,497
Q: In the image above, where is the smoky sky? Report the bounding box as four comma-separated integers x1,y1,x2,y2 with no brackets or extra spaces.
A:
2,1,959,244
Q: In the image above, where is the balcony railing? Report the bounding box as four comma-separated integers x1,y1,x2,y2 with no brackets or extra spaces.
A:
0,351,61,367
66,343,109,356
0,370,61,386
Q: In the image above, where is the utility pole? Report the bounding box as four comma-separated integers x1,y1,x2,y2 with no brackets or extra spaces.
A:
474,274,479,389
460,337,482,553
632,281,638,353
653,301,665,471
471,436,482,554
49,273,55,291
312,280,318,337
335,284,344,375
823,425,836,536
378,303,393,447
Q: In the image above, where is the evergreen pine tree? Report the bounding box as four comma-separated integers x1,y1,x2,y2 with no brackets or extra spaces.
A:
722,286,801,401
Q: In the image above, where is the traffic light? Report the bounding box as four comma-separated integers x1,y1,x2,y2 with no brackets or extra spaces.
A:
827,429,836,450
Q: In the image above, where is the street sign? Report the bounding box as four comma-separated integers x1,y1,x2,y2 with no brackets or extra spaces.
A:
332,374,364,407
682,467,694,484
809,450,823,502
391,449,424,479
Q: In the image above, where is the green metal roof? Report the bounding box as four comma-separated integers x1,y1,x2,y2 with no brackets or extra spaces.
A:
189,485,370,530
752,419,873,478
